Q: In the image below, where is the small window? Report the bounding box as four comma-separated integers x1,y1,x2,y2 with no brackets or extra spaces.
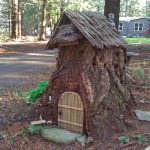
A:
134,23,139,31
139,23,143,31
119,22,123,31
134,23,144,31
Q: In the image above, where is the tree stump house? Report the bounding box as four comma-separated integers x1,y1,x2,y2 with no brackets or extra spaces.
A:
41,11,136,139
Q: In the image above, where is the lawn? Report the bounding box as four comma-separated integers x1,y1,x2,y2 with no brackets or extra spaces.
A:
125,38,150,44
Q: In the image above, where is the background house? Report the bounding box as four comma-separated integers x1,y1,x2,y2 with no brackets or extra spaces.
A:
119,17,150,37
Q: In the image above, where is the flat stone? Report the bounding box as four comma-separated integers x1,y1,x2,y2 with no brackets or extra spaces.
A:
134,109,150,121
145,146,150,150
127,52,139,56
41,128,81,144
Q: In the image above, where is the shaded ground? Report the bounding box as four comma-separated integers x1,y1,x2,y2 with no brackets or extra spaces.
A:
0,41,57,90
0,43,150,150
0,41,57,133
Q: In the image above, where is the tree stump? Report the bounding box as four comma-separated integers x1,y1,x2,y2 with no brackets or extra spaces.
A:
40,11,137,140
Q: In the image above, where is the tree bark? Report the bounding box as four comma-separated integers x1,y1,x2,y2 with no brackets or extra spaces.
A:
10,0,22,39
11,0,16,38
38,0,47,40
104,0,120,30
40,40,137,139
18,0,22,39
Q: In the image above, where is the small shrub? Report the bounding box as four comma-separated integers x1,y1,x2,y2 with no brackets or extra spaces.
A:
134,67,145,80
8,131,25,145
119,136,130,145
25,80,48,104
134,135,147,145
119,134,147,145
8,136,15,145
27,124,43,135
0,133,4,140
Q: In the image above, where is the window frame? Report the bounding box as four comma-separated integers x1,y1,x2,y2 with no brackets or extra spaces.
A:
139,23,144,31
134,23,144,31
118,22,124,31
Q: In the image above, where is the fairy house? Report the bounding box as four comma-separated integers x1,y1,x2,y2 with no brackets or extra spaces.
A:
41,12,136,139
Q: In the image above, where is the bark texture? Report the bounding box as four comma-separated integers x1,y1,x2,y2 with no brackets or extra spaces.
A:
104,0,121,29
11,0,22,39
39,0,47,40
40,39,137,139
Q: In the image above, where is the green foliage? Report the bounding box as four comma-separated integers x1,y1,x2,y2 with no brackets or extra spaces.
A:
8,131,25,145
27,124,43,135
120,0,142,17
0,33,9,42
25,80,48,104
134,135,147,145
0,133,4,140
125,38,150,44
8,136,15,145
119,134,147,145
119,136,130,145
146,0,150,17
134,67,145,80
130,65,150,82
0,0,149,37
10,88,25,100
23,3,39,35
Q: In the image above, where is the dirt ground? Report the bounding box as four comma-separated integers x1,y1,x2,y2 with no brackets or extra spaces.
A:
0,42,149,150
0,41,57,90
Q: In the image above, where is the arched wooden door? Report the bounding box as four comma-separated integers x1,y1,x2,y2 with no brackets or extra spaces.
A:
58,92,84,134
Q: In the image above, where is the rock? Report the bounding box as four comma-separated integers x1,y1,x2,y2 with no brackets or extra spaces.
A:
134,109,150,121
139,99,145,104
86,136,94,144
76,135,87,146
127,52,139,56
145,146,150,150
41,128,81,144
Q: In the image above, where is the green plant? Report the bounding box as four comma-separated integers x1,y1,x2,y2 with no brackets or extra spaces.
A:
0,132,4,140
8,131,25,145
27,124,43,135
125,38,150,44
0,32,9,42
134,135,147,145
25,80,48,104
119,136,130,145
119,134,147,145
12,88,25,100
134,67,145,80
8,136,15,145
7,86,26,101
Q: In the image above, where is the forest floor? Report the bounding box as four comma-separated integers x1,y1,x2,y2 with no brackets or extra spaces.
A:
0,42,150,150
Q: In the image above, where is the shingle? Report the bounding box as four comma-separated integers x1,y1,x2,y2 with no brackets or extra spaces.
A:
46,11,124,50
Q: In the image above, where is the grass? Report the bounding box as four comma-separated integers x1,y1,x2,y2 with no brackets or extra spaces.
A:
125,38,150,44
0,32,9,42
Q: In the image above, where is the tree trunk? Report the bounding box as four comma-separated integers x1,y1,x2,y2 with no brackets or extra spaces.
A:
11,0,16,38
38,0,47,40
104,0,120,30
40,40,137,139
15,0,18,38
18,0,22,39
48,12,53,35
9,0,11,36
10,0,22,39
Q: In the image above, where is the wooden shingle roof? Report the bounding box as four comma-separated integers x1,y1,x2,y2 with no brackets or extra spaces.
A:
46,11,124,50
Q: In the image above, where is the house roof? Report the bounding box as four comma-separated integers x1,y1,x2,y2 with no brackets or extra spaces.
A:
119,17,150,22
46,11,124,50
